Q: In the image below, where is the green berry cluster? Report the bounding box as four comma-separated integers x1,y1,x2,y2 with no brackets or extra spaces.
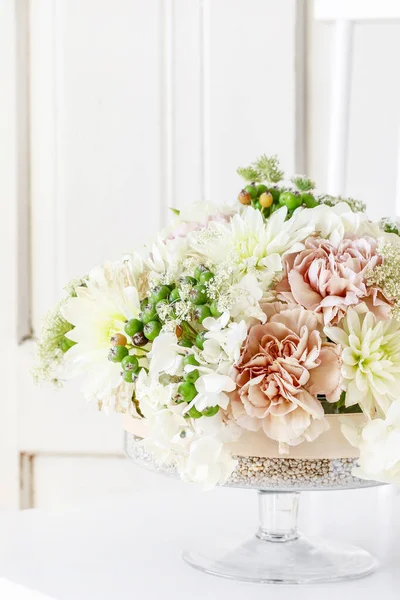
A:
107,267,223,420
237,154,369,220
237,155,319,218
108,285,181,381
237,181,318,218
173,265,222,348
107,268,218,382
176,354,219,419
107,331,142,383
130,284,177,343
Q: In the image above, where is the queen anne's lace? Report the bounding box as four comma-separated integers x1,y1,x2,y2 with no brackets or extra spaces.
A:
366,242,400,320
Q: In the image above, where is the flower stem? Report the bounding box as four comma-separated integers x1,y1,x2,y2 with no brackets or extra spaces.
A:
183,321,198,336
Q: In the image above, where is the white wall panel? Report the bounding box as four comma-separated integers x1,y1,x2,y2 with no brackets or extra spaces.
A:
30,0,164,331
59,0,163,274
207,0,301,203
30,0,60,322
24,0,166,460
9,0,304,508
173,0,203,207
18,341,126,454
307,14,400,219
0,0,20,510
172,0,303,208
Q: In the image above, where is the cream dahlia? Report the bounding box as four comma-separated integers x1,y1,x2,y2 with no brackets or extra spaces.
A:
191,206,313,285
325,304,400,417
60,260,142,410
230,303,341,451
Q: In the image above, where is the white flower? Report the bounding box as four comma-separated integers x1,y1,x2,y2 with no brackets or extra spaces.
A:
181,412,240,489
135,369,176,416
200,338,225,366
204,320,248,365
145,235,189,275
356,215,400,245
60,262,142,410
356,218,386,240
325,304,400,417
90,254,145,293
263,205,313,255
180,435,237,490
186,373,236,412
342,401,400,484
192,410,241,441
142,405,193,464
149,332,183,377
228,274,266,323
178,201,236,223
192,206,313,285
183,322,246,414
142,404,239,489
289,202,362,246
202,311,230,331
206,274,265,324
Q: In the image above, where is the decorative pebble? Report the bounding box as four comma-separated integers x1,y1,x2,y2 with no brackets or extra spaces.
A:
124,433,380,491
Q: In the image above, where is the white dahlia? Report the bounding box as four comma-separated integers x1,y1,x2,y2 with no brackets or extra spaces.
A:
60,261,142,410
325,304,400,417
191,206,313,285
145,235,190,277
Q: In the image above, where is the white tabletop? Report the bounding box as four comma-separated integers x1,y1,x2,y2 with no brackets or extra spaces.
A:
0,475,399,600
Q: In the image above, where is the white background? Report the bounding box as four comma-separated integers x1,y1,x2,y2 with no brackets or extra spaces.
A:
1,0,400,510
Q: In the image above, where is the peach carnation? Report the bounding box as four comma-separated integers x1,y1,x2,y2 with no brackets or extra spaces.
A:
276,236,392,326
230,304,341,451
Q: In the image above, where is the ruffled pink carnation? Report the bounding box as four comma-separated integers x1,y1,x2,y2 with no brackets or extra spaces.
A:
230,303,341,451
276,236,392,325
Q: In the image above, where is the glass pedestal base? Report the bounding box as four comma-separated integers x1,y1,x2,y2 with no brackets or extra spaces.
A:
183,491,378,584
183,535,377,584
125,434,382,584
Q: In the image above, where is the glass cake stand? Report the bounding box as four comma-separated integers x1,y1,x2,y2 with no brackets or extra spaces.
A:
124,432,381,584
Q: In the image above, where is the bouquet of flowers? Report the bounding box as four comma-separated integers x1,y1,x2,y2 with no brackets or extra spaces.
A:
35,155,400,489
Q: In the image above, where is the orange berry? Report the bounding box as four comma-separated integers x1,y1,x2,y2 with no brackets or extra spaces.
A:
238,190,252,205
259,192,273,208
110,333,127,346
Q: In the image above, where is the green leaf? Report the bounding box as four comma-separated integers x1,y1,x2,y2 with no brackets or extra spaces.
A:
169,207,180,216
379,217,400,236
319,392,362,414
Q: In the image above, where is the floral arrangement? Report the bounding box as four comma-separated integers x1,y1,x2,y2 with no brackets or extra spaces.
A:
35,155,400,489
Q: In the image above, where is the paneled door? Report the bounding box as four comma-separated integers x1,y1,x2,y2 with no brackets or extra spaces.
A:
0,0,305,509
